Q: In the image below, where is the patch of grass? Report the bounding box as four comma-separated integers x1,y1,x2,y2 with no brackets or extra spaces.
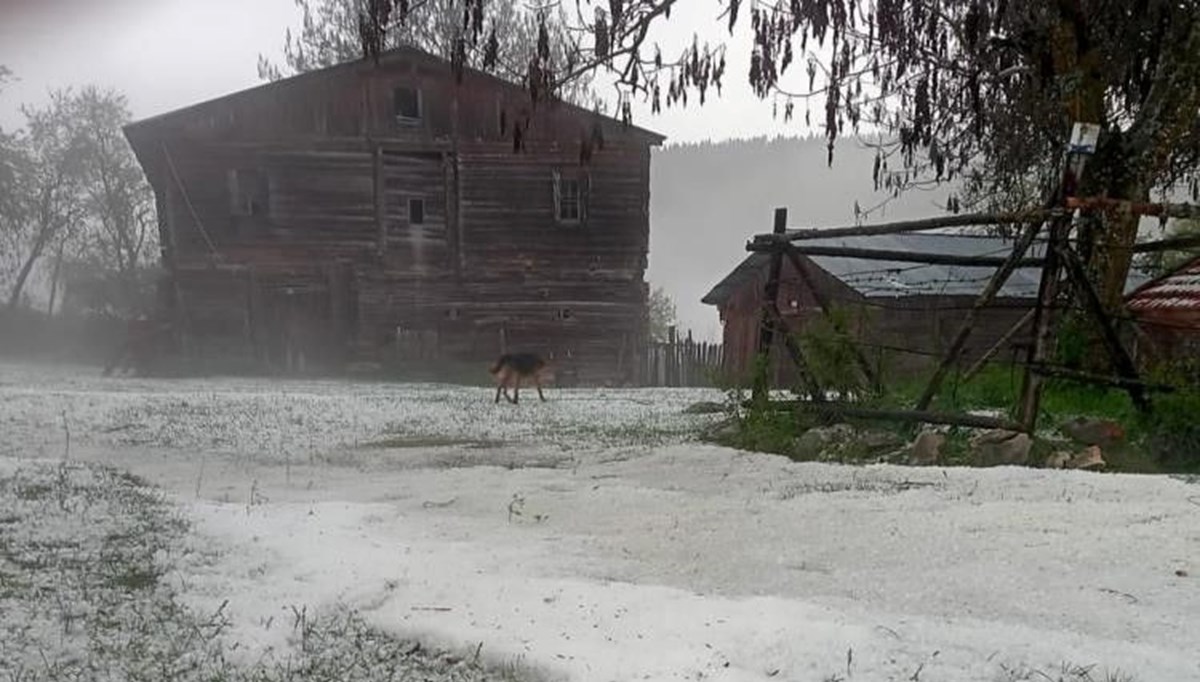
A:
0,461,542,682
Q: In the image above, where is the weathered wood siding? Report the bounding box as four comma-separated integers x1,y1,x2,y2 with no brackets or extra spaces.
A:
715,254,1037,386
126,47,659,383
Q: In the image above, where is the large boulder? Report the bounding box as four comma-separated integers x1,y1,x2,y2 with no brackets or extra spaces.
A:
970,429,1033,467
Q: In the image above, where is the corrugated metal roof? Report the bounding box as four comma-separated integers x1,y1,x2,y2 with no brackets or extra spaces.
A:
1126,256,1200,311
702,232,1150,305
801,233,1045,298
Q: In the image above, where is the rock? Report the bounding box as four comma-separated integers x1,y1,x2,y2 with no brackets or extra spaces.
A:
859,429,906,453
701,418,740,443
683,401,727,415
1044,451,1072,469
791,423,858,461
1066,445,1106,471
970,429,1033,467
1061,417,1125,446
909,430,945,466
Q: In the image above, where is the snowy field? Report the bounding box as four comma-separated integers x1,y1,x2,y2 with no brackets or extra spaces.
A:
1,360,1198,681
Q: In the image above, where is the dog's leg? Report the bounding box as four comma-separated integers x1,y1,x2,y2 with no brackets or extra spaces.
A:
510,376,521,404
536,374,546,401
495,381,504,404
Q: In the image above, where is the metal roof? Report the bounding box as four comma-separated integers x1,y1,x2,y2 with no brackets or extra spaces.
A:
1126,256,1200,312
702,232,1149,305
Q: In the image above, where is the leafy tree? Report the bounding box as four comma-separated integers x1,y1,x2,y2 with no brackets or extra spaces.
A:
2,89,87,311
648,285,677,342
351,0,1199,314
0,82,157,316
71,87,158,316
259,0,595,105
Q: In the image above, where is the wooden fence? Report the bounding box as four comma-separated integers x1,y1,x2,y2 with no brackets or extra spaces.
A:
643,327,724,387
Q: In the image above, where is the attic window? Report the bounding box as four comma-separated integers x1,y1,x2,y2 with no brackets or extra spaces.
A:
393,86,421,122
408,198,425,225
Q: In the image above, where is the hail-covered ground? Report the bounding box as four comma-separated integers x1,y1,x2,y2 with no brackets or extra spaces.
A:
1,361,1197,682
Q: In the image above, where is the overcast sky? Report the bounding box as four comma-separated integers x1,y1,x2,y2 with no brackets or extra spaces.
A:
0,0,805,141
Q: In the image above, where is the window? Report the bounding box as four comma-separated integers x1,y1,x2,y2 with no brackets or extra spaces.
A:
553,171,584,223
393,86,421,122
408,198,425,225
228,168,268,217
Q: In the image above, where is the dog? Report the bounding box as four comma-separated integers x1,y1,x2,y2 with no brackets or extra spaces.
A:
489,352,551,404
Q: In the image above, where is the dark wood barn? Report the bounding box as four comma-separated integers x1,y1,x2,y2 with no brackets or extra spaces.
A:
1126,255,1200,367
702,234,1050,385
123,46,663,384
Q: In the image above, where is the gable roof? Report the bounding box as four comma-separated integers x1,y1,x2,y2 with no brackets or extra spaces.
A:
1125,255,1200,313
124,44,665,144
702,232,1149,305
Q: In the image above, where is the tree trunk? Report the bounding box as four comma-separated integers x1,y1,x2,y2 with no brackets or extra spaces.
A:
6,228,52,310
46,240,65,316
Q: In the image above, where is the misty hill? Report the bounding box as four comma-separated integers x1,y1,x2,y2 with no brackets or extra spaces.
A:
648,135,955,341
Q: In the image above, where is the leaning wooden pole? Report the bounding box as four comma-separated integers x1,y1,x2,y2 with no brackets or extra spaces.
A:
1057,244,1150,411
774,209,1061,242
962,308,1036,381
782,244,880,391
914,220,1045,411
1018,214,1071,431
752,208,789,403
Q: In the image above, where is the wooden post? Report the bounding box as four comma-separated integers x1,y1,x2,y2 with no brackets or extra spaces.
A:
915,220,1044,411
753,208,788,402
1058,244,1150,410
1019,215,1071,430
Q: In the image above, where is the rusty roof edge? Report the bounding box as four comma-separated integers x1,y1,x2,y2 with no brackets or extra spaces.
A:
122,45,666,144
1124,254,1200,302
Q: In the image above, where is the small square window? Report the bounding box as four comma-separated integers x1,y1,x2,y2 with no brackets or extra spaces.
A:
408,198,425,225
393,86,421,121
557,178,580,222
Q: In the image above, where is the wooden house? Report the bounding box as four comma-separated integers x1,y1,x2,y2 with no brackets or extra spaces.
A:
702,234,1048,384
123,46,664,384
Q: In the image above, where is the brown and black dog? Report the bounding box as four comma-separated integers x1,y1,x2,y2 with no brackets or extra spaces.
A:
489,352,551,404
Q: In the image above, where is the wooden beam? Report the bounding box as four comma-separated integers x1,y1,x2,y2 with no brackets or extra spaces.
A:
769,209,1061,242
765,304,826,400
1057,244,1151,411
755,400,1025,432
781,244,880,391
753,208,788,403
1065,196,1200,220
748,241,1045,268
1018,215,1070,430
1028,362,1175,393
1129,234,1200,254
915,221,1044,411
962,308,1036,381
